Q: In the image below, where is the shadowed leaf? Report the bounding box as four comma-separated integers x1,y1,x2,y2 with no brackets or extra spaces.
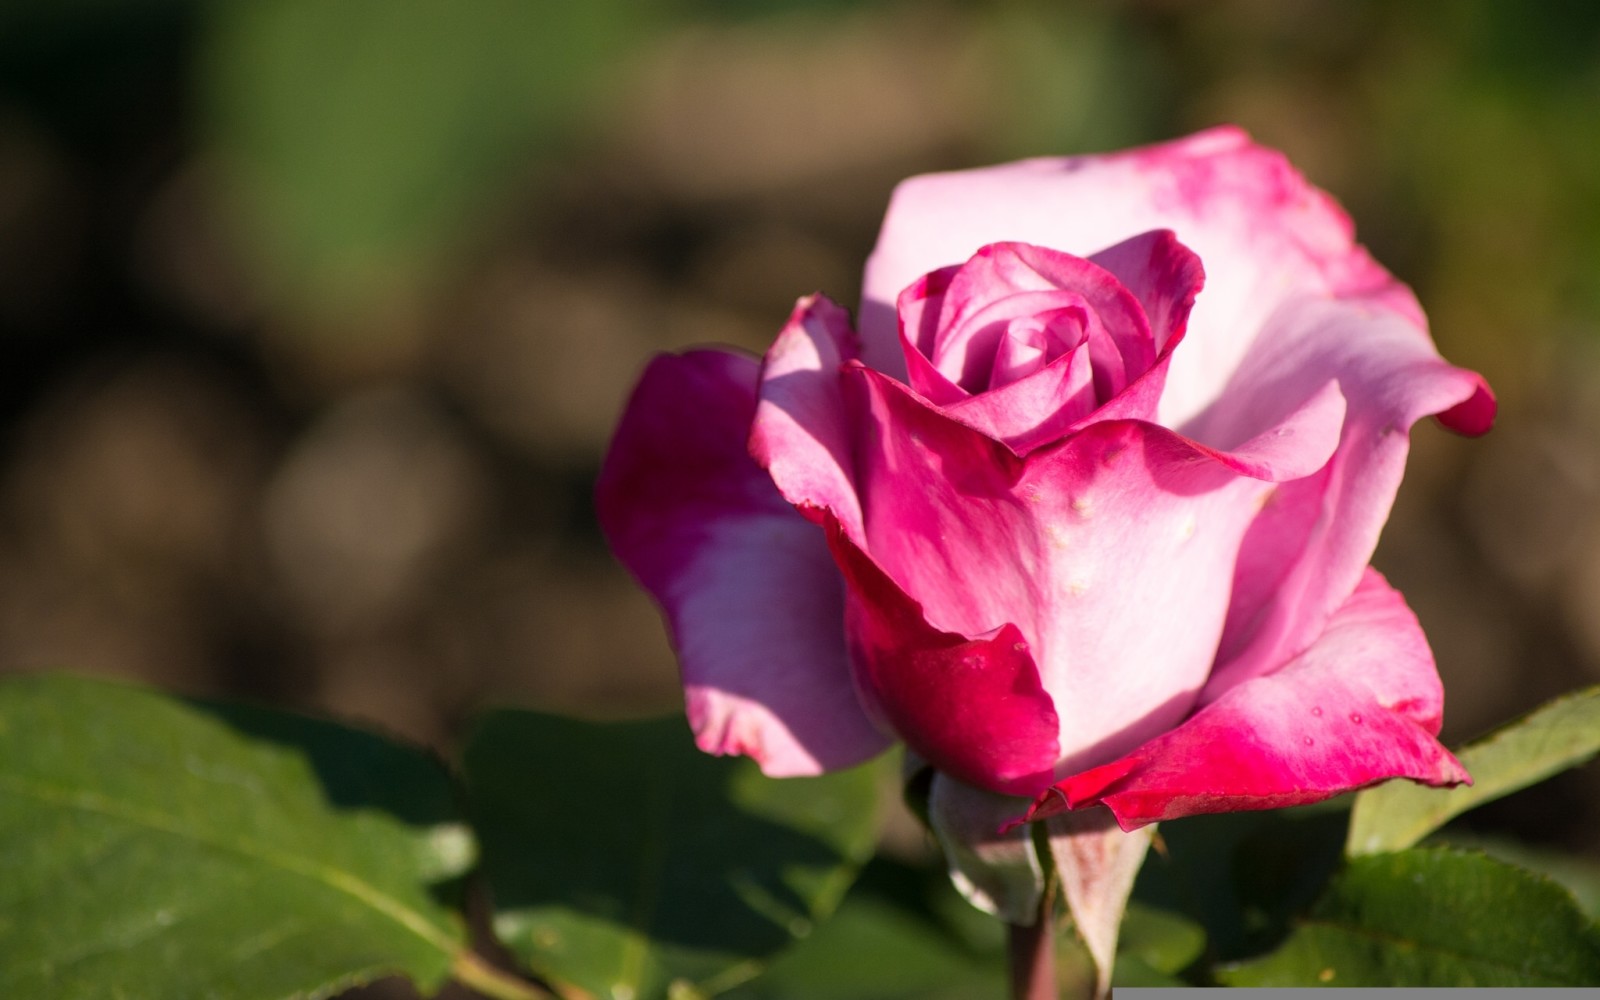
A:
0,673,472,1000
464,711,881,1000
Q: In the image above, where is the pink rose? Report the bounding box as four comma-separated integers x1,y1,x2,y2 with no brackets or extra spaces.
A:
596,127,1494,832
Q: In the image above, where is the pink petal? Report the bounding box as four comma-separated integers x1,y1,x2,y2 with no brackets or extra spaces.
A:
749,294,867,546
846,368,1342,778
941,344,1099,453
1200,298,1496,701
1025,568,1469,830
827,517,1060,796
596,349,890,775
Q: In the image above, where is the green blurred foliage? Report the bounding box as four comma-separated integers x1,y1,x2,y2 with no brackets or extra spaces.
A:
199,0,643,318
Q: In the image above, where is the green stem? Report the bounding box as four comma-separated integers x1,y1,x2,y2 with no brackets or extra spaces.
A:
452,950,559,1000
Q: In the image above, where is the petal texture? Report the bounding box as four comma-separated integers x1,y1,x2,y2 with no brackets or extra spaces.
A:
845,366,1342,780
1025,568,1469,830
1200,297,1494,700
596,349,890,775
749,295,866,544
829,517,1060,796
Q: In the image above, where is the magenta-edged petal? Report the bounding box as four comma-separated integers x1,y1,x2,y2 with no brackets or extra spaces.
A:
597,349,890,776
1025,568,1469,830
1200,297,1497,701
847,367,1329,776
827,517,1059,796
859,126,1423,430
1437,373,1497,436
749,294,868,545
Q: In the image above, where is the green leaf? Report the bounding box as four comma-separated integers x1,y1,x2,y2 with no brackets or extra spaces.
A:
1434,831,1600,919
464,711,882,1000
1114,902,1205,979
0,672,474,1000
1348,686,1600,855
1130,801,1350,962
1219,848,1600,987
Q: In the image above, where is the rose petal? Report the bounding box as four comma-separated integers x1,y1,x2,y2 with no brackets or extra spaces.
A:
847,368,1340,777
1200,297,1496,700
828,516,1060,796
1025,567,1469,829
749,294,867,546
897,267,971,405
941,343,1099,453
596,349,890,775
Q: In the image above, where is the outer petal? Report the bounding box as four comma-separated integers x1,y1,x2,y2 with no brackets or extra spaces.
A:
1024,568,1469,830
749,294,867,545
1199,297,1496,701
846,367,1344,778
596,349,890,775
829,517,1060,796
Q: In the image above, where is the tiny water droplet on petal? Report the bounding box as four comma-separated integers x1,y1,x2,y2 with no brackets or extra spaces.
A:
1310,706,1323,717
1303,736,1314,746
1350,713,1362,724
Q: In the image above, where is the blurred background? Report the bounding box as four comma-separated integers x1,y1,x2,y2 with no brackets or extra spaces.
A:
2,0,1598,927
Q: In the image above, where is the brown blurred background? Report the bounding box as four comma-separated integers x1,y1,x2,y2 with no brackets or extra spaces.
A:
1,0,1597,887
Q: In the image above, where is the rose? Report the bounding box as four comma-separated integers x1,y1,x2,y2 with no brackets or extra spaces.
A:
596,127,1493,834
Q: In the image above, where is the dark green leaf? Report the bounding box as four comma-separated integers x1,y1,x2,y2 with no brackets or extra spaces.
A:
1220,848,1600,987
0,673,473,1000
1130,801,1349,962
1114,901,1204,978
1348,686,1600,855
1433,831,1600,920
464,711,882,1000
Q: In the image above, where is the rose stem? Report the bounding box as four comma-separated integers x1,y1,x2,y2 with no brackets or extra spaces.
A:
1008,888,1058,1000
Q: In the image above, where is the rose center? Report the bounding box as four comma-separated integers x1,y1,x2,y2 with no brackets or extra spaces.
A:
986,304,1091,390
